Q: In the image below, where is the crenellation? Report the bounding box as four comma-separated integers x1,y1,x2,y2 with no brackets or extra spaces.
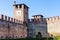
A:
10,18,13,22
0,14,12,22
14,18,19,23
55,16,59,20
14,19,19,23
7,17,13,22
7,17,10,21
49,17,52,21
46,16,60,22
1,13,60,24
3,15,7,21
53,16,56,20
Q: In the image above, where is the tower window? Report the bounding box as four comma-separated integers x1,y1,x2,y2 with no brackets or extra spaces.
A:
19,5,22,8
16,5,18,8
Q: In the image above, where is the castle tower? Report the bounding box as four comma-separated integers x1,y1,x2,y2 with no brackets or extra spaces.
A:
13,1,29,24
31,15,43,22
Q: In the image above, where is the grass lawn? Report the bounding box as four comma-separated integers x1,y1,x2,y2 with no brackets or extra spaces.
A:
56,36,60,40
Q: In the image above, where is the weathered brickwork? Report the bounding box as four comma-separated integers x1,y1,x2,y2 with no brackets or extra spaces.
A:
0,14,27,39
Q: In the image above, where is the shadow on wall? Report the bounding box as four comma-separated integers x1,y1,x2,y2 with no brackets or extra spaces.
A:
28,15,56,38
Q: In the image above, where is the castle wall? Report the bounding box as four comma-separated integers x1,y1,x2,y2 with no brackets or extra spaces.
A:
46,16,60,37
32,22,47,37
29,17,48,37
0,14,27,39
0,20,8,38
29,16,60,37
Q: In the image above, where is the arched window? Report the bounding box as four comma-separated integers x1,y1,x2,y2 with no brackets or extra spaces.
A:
36,32,42,38
38,32,41,35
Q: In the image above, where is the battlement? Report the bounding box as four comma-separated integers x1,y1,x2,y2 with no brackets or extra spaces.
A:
13,4,29,9
31,15,44,23
46,16,60,21
0,14,23,24
32,15,43,19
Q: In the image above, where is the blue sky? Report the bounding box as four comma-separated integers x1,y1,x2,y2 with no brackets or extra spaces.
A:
0,0,60,19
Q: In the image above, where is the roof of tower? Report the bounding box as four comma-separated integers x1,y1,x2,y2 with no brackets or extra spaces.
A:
13,3,29,8
32,15,43,17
